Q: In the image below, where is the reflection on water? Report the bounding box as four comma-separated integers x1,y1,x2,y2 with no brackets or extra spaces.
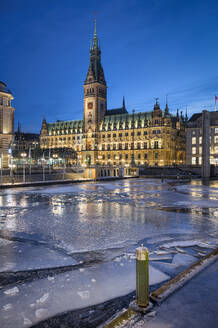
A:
0,179,217,254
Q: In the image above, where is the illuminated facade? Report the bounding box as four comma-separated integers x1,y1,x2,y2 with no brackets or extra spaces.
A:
40,21,186,167
0,81,15,168
186,111,218,166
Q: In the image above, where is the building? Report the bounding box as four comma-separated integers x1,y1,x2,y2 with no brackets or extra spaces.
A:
11,123,77,166
186,111,218,167
40,20,186,167
0,81,15,168
11,123,40,164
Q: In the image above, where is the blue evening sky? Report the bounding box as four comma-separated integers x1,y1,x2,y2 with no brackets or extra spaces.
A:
1,0,218,132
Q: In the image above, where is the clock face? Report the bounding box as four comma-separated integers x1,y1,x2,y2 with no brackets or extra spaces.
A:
88,102,93,109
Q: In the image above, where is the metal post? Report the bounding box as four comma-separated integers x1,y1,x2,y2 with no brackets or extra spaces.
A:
23,160,25,183
136,244,149,307
43,162,45,181
63,161,66,180
29,163,31,181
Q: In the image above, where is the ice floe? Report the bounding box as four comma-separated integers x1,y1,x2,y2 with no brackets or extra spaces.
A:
4,287,19,296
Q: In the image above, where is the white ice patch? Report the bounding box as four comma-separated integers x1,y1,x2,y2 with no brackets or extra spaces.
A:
23,316,32,326
3,303,12,311
35,308,48,319
4,287,19,296
0,238,13,246
37,293,49,304
77,290,90,300
162,240,215,249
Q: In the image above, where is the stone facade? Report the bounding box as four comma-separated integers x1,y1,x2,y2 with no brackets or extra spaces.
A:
40,21,186,167
0,81,15,168
186,111,218,168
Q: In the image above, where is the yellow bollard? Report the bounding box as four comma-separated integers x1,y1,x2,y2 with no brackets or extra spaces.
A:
136,244,149,307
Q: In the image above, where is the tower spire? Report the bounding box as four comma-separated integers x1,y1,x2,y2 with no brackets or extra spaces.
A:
123,96,126,109
185,106,188,121
92,15,98,50
165,94,169,115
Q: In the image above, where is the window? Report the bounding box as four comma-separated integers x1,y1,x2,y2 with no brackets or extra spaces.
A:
125,154,128,159
192,131,196,135
137,142,141,149
131,132,134,136
119,154,122,159
214,136,218,143
113,144,116,150
102,144,105,150
144,153,147,159
199,136,202,144
125,132,128,136
192,137,196,144
199,157,202,165
108,134,111,138
102,155,105,160
215,128,218,134
108,154,111,159
192,147,196,154
144,131,147,135
144,142,147,149
107,144,110,150
102,134,105,138
131,143,134,149
137,131,141,136
113,133,116,137
125,143,128,149
192,157,196,165
154,141,159,149
155,153,158,159
119,133,122,137
119,143,122,150
138,154,141,159
199,147,202,154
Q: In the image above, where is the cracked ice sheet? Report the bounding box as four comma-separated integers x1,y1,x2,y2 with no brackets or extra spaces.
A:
0,260,169,328
0,240,77,272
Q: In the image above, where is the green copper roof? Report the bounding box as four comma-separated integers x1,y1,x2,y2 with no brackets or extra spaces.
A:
47,120,83,135
100,111,153,131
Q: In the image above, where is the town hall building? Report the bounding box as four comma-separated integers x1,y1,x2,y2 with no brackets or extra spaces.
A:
40,20,186,167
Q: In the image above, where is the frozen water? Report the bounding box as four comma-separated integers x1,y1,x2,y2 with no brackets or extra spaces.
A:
0,178,218,327
0,259,169,328
172,253,197,266
0,239,78,272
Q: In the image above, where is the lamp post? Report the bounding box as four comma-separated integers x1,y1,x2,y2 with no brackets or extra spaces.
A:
48,149,51,176
42,153,45,182
21,152,27,183
28,147,32,181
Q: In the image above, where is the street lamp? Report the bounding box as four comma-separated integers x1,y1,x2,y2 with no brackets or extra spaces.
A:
42,153,46,182
21,152,27,183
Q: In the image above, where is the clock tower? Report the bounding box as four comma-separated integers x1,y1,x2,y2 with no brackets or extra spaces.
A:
83,18,107,134
82,19,107,165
